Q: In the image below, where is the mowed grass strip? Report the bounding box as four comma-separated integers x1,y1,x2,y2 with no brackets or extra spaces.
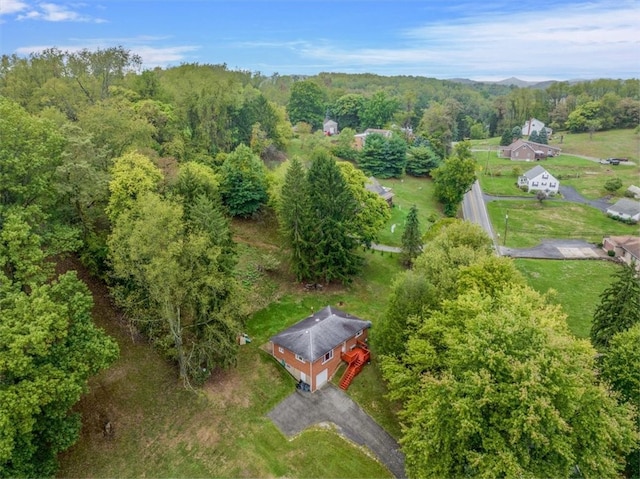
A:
514,259,621,338
375,176,442,247
486,200,638,247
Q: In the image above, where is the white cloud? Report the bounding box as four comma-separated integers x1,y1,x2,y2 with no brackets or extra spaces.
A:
0,0,29,16
14,1,106,23
276,0,640,79
15,38,200,68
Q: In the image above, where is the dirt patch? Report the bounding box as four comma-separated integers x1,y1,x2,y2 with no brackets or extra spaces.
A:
203,364,252,409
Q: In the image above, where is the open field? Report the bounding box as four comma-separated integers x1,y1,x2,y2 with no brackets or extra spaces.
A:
376,176,442,247
548,128,640,161
476,151,639,200
486,200,638,248
471,128,639,162
514,259,621,338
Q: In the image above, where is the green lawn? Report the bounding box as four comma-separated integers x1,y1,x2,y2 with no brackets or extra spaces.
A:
548,128,640,161
486,200,638,248
514,259,621,338
476,150,640,200
375,176,443,247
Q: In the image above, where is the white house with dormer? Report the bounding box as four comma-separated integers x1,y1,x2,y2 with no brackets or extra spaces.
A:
518,165,559,195
522,118,552,137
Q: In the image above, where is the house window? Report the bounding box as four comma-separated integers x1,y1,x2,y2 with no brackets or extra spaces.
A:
278,346,284,354
355,330,363,338
532,182,539,186
542,174,549,179
295,354,305,363
550,183,556,187
322,350,333,364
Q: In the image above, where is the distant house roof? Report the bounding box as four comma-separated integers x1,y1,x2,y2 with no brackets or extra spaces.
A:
363,128,392,137
606,235,640,260
608,198,640,218
365,177,394,202
270,306,371,362
522,165,549,180
323,119,337,127
627,185,640,199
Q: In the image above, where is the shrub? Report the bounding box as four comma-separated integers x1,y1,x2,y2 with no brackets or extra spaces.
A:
607,249,616,257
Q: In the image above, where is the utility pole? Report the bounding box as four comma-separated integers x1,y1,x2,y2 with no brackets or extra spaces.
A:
503,211,509,246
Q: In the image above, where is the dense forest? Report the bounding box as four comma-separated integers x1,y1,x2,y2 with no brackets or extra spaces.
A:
1,46,639,477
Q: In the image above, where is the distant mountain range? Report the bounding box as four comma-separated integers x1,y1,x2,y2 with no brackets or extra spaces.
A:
447,76,587,89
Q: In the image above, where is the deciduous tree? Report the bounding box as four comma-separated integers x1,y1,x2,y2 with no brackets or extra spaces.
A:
287,80,326,130
432,141,477,216
383,285,638,479
219,144,268,217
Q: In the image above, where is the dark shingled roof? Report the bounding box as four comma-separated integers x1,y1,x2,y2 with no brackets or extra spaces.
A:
270,306,371,362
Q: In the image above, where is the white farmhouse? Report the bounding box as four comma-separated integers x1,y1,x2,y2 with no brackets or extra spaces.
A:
522,118,553,137
517,165,559,195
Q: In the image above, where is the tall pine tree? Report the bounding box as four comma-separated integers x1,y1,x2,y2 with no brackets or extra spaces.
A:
401,205,422,267
278,157,312,281
305,149,362,283
590,262,640,350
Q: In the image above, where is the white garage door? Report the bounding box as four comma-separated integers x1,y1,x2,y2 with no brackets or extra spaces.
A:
316,369,328,389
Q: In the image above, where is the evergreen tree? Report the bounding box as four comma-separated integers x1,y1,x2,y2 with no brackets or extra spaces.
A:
499,128,514,146
590,263,640,350
401,205,422,267
511,126,522,140
358,132,387,177
538,127,548,144
529,130,540,143
305,149,362,283
277,157,312,281
383,134,408,178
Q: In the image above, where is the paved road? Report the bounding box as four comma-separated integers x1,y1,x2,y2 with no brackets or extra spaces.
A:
463,180,496,241
268,384,406,478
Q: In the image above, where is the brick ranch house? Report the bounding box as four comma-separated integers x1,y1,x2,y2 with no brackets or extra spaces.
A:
269,306,371,392
603,236,640,271
499,139,561,161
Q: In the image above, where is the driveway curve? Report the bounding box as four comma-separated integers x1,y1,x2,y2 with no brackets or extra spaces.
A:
268,384,406,478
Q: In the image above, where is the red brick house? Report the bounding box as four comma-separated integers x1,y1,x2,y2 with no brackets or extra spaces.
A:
499,139,561,161
269,306,371,392
603,235,640,270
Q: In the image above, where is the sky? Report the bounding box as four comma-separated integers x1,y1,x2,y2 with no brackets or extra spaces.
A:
0,0,638,82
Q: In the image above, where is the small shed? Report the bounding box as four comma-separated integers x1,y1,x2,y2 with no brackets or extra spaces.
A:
365,177,394,206
323,119,338,136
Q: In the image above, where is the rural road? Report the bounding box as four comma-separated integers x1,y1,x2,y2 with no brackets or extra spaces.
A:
462,180,497,248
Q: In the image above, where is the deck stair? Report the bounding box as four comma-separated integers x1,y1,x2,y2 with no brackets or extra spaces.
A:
339,341,370,390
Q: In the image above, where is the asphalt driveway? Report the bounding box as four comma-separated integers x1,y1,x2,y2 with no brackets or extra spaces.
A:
268,384,406,478
499,239,609,259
